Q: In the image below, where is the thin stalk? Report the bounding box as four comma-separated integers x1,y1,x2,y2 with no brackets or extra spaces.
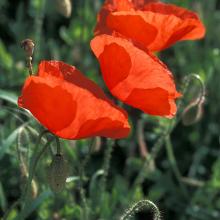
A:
78,139,95,220
34,0,46,63
17,130,52,219
133,120,174,186
55,136,61,155
100,139,114,194
79,166,89,220
133,73,201,186
165,136,189,199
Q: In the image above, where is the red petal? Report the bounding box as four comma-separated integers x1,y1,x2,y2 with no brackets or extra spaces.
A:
107,11,158,46
91,35,180,118
94,0,133,35
18,61,130,139
99,1,205,52
143,2,206,51
132,0,160,9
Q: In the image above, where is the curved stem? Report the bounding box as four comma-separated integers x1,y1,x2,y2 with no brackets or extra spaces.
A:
180,74,205,109
120,199,161,220
137,119,148,158
133,121,173,186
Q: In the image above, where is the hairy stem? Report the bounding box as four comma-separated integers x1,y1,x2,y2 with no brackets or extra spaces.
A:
17,130,52,219
120,199,161,220
100,139,114,194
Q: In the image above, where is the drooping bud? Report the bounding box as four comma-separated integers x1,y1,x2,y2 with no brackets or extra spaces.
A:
182,98,204,126
48,154,69,192
56,0,72,18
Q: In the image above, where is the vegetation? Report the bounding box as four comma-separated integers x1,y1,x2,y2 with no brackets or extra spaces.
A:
0,0,220,219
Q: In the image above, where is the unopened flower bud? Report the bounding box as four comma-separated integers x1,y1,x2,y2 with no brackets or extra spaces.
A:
56,0,72,18
20,39,35,57
48,154,69,192
182,99,204,126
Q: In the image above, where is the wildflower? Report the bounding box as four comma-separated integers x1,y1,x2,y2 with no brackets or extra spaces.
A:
91,35,180,118
91,0,206,118
18,61,130,139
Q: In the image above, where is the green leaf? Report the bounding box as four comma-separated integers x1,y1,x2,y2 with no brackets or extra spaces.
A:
21,191,52,219
0,181,7,211
0,89,18,105
0,126,24,159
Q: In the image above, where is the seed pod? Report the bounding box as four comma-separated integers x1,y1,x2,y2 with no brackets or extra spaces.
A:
56,0,72,18
20,39,35,57
182,100,204,126
48,154,69,192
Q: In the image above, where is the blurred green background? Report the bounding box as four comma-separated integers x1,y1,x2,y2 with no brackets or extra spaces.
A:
0,0,220,219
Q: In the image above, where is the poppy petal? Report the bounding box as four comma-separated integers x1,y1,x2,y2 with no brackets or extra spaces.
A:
143,2,206,51
90,35,180,118
132,0,160,9
94,0,133,35
99,1,205,51
107,11,158,46
18,61,130,139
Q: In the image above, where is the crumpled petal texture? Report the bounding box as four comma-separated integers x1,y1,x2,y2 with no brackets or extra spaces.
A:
91,35,180,118
18,61,130,139
95,1,206,51
94,0,134,35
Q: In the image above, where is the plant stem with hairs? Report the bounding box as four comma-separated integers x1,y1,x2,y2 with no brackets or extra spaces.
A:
133,119,174,186
78,139,95,220
133,73,204,186
100,139,114,194
120,199,161,220
17,130,52,219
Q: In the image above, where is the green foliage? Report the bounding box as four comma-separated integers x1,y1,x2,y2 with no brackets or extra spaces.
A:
0,0,220,219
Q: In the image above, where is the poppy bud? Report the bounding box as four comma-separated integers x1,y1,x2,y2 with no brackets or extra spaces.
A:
182,99,204,126
48,154,69,192
20,39,35,57
56,0,72,18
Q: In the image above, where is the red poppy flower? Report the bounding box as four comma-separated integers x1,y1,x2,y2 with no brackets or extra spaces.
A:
94,0,133,35
95,1,206,51
18,61,130,139
90,34,181,118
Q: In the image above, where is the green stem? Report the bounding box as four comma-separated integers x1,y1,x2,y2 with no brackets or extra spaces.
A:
78,139,95,220
165,136,189,199
100,139,114,194
55,136,61,155
79,167,89,220
17,130,52,219
133,73,202,186
34,0,46,63
133,120,174,186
